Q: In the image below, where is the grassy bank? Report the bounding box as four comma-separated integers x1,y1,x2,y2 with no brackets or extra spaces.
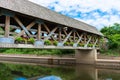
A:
0,48,75,55
100,48,120,57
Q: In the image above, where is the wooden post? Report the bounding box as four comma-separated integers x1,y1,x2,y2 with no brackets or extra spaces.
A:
59,27,62,42
73,31,76,42
37,24,41,40
5,16,10,37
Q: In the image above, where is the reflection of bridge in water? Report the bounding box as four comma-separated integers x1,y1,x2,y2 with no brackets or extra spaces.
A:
0,0,102,64
23,64,120,80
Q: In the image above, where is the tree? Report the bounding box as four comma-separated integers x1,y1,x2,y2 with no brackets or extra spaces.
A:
100,23,120,49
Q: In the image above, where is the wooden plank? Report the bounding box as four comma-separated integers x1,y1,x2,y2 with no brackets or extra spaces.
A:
5,16,10,37
14,16,31,37
37,24,41,40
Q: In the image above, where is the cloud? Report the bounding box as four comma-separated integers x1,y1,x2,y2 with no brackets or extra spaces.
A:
29,0,120,30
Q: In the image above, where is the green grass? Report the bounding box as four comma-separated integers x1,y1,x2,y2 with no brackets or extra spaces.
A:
100,48,120,57
0,48,75,56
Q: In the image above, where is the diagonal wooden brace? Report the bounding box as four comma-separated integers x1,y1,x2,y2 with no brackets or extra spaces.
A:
93,38,98,48
62,30,73,44
73,32,83,47
84,36,92,48
63,29,72,42
16,21,36,37
76,34,83,44
44,27,58,41
14,16,31,37
43,24,56,40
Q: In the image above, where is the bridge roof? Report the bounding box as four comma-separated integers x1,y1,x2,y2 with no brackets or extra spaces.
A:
0,0,103,36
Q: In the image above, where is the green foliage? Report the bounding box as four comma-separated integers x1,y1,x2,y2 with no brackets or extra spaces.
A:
44,40,51,45
0,27,3,31
78,43,84,47
88,44,93,47
64,42,69,46
70,42,74,46
100,23,120,49
53,40,58,46
15,37,23,43
28,38,35,44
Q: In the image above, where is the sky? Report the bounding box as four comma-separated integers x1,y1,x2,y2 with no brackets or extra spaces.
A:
29,0,120,30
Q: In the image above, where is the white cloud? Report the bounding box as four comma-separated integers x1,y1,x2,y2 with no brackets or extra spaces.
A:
29,0,120,30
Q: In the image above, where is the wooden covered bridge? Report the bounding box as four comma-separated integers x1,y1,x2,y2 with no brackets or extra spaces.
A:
0,0,103,64
0,0,102,49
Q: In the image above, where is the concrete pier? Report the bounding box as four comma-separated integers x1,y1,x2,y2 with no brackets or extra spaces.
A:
75,49,97,64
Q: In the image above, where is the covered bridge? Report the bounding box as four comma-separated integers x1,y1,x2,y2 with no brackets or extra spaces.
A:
0,0,102,49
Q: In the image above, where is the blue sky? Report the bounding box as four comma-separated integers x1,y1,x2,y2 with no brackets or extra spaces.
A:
29,0,120,30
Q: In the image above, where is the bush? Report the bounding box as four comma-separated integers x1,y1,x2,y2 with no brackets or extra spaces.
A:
78,43,84,47
15,37,23,43
64,42,69,46
44,40,51,45
28,38,35,44
88,44,93,47
53,41,58,46
70,42,74,46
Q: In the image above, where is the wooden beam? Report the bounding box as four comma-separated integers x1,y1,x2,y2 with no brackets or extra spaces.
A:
62,30,73,44
58,27,62,42
5,16,10,37
14,16,31,37
43,24,50,32
43,24,56,40
37,24,41,40
93,38,98,48
73,30,76,42
76,34,83,44
16,21,35,37
63,29,72,42
44,27,58,40
84,36,92,48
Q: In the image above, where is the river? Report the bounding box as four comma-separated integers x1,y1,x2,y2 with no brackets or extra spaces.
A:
0,62,120,80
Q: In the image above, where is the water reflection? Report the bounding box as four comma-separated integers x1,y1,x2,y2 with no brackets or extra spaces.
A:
0,62,120,80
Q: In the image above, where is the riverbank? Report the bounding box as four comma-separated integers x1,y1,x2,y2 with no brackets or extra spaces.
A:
0,53,120,69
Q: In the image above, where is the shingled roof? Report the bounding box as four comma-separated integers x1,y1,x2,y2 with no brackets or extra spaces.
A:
0,0,102,36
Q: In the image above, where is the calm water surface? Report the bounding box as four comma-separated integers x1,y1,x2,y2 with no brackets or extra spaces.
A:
0,62,120,80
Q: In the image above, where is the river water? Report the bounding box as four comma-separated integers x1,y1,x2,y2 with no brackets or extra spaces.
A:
0,62,120,80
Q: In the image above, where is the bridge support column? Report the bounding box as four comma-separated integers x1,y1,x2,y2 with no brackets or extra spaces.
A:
75,49,97,64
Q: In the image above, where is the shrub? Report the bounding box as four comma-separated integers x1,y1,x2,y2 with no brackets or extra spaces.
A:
88,44,93,47
64,42,69,46
15,37,23,43
44,40,51,45
78,43,84,47
53,40,58,46
70,42,74,46
28,38,35,44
